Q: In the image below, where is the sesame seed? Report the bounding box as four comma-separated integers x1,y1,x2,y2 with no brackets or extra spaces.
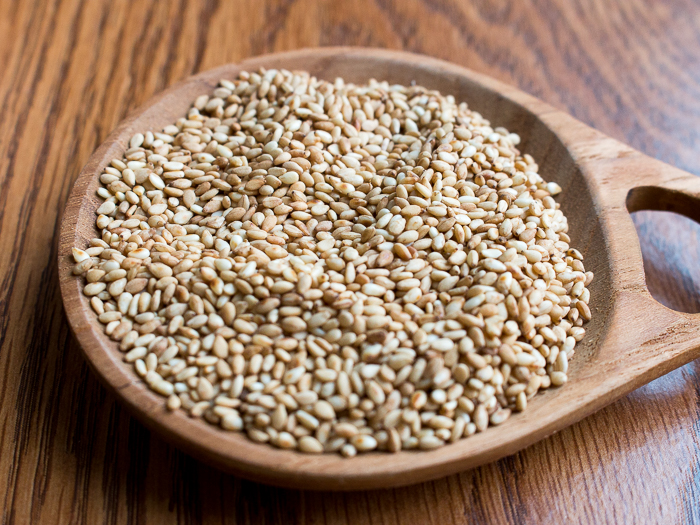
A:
73,69,593,456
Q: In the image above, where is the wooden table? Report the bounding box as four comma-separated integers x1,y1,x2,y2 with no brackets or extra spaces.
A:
2,0,700,522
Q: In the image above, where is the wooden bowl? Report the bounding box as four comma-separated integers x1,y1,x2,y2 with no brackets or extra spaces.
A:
58,47,700,491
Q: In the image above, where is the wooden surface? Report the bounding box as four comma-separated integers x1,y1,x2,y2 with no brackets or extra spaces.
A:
57,46,700,491
2,0,700,522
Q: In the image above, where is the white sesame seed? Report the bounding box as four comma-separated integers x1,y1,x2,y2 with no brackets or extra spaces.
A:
74,68,593,457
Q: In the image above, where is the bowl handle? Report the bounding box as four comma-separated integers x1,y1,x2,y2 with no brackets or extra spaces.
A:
626,171,700,223
625,169,700,342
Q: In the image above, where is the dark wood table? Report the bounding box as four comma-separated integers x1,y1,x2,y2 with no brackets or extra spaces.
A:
2,0,700,522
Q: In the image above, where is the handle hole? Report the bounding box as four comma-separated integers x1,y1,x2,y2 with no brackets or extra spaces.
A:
627,185,700,223
629,209,700,314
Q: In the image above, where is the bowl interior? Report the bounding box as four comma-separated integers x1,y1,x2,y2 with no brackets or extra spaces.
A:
61,49,613,490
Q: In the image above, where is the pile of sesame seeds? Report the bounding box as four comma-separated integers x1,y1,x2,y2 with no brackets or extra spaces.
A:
71,68,593,456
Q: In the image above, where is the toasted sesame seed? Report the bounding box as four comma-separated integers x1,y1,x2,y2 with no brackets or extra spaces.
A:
298,436,324,454
73,68,592,456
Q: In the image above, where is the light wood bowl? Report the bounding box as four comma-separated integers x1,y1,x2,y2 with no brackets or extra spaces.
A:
58,48,700,491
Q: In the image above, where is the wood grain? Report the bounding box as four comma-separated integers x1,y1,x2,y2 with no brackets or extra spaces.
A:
2,0,700,522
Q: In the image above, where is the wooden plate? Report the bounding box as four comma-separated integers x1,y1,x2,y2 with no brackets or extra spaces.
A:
58,47,700,491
